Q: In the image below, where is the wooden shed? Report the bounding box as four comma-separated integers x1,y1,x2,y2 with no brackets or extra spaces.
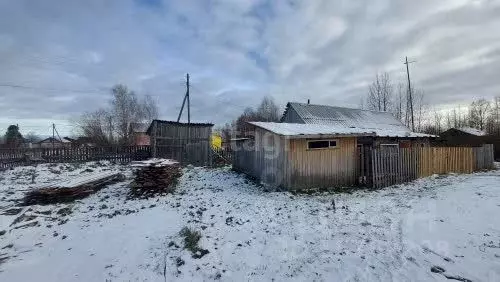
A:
437,127,489,146
232,122,434,190
147,120,213,166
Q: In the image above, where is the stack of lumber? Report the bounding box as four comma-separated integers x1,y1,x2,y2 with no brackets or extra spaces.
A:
129,159,182,198
24,171,125,205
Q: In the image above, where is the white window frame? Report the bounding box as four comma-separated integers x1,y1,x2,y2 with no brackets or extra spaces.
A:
307,139,339,150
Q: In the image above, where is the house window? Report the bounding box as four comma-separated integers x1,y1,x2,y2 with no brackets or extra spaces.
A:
307,140,338,150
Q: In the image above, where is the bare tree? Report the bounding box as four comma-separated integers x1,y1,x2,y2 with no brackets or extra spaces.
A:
234,96,281,137
25,132,42,143
433,110,443,134
78,109,110,146
78,84,159,145
487,96,500,136
393,83,405,122
367,72,393,112
141,94,159,121
469,98,491,131
413,89,426,132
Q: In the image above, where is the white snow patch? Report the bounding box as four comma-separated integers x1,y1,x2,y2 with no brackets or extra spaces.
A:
0,162,499,281
249,122,435,138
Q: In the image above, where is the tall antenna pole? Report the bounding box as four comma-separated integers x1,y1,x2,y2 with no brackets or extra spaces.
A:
404,56,416,131
186,73,190,124
52,123,55,149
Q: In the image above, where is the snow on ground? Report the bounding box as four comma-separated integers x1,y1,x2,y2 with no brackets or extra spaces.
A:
0,162,499,281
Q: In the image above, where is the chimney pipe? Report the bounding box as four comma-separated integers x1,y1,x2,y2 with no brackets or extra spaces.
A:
307,99,310,104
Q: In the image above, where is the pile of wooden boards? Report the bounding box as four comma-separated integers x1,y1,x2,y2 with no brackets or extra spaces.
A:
24,171,125,205
129,159,182,198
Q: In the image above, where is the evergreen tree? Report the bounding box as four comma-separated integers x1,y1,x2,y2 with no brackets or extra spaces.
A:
4,125,23,148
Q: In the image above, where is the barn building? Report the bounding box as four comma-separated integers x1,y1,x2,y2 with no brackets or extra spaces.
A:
232,102,434,190
147,120,213,166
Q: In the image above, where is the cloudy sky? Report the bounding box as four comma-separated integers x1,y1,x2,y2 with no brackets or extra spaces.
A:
0,0,499,135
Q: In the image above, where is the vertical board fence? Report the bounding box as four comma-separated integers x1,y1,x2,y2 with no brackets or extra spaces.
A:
370,144,495,189
370,147,418,188
473,144,495,170
418,147,474,177
0,146,151,170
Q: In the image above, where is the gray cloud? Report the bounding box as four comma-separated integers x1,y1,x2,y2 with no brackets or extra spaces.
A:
0,0,499,135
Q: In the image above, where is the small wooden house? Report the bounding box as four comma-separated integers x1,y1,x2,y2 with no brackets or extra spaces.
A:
147,120,213,166
437,127,488,146
37,137,71,149
129,123,150,146
281,102,432,149
232,102,434,190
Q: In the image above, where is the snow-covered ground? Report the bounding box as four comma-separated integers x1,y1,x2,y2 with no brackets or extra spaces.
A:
0,161,499,281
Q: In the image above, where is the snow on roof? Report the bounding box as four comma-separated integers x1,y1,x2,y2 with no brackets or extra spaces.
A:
130,122,149,133
282,102,410,132
249,122,435,138
456,127,487,136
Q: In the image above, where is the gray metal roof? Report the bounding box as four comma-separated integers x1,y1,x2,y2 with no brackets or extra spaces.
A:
281,102,410,132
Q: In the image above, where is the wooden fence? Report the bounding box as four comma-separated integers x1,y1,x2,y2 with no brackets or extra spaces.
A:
0,146,151,170
370,144,495,188
212,148,232,166
370,147,419,188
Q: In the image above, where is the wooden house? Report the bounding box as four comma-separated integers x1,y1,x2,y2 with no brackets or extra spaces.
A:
232,102,434,190
437,127,488,146
437,127,498,160
129,122,150,146
281,102,432,149
147,120,213,166
37,137,72,148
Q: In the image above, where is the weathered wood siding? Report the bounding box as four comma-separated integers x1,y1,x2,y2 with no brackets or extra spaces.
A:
418,147,474,177
371,147,419,188
285,137,357,189
255,127,287,187
151,121,212,166
473,144,495,170
231,128,287,187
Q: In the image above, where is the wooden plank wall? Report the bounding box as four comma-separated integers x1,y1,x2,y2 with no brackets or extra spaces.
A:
232,140,257,178
418,147,474,177
371,144,494,189
0,146,151,170
473,144,495,170
286,137,357,189
253,128,287,187
371,147,418,189
152,122,212,166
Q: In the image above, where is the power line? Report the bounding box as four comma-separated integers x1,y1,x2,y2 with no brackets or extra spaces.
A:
0,83,108,94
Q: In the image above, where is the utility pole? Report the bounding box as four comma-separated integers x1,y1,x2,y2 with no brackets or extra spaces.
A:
186,73,190,124
52,123,55,149
108,116,113,144
176,73,191,123
404,56,416,131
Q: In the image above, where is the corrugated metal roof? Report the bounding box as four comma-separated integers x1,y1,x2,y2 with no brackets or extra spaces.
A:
282,102,410,132
250,122,435,138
